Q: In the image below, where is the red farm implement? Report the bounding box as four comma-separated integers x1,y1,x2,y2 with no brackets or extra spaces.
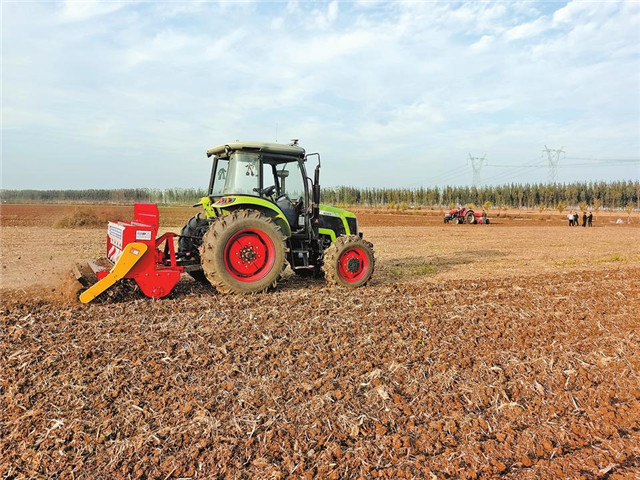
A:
75,204,185,303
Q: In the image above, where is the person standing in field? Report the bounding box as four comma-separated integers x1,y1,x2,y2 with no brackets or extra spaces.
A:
582,211,587,227
588,212,593,227
574,212,579,226
568,212,574,226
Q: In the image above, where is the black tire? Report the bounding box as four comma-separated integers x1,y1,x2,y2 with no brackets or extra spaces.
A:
199,210,286,294
465,211,475,224
179,213,210,258
187,270,209,283
454,217,462,225
322,235,375,288
178,213,211,282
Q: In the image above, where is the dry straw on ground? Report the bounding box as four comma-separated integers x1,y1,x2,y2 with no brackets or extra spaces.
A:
1,268,639,479
53,209,107,229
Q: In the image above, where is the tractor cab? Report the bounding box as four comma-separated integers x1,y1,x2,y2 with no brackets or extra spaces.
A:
207,143,310,233
205,142,311,234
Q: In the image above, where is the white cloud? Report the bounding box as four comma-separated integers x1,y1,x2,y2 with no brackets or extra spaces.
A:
470,35,493,50
553,0,593,24
504,17,548,41
2,1,638,188
312,0,340,29
286,30,375,65
328,1,339,23
123,29,198,67
58,0,131,22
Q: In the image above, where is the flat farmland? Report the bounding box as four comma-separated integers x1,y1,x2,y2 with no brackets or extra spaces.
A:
1,204,639,479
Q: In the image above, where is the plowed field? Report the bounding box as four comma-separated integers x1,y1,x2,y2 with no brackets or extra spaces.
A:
1,204,639,479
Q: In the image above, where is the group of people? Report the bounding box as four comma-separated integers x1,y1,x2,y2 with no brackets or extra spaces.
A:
567,211,593,227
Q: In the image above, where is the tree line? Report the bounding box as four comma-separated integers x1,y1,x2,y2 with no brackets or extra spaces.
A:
0,188,207,205
1,181,638,210
321,181,639,210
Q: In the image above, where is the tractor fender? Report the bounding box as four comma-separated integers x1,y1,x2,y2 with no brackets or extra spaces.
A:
204,195,292,237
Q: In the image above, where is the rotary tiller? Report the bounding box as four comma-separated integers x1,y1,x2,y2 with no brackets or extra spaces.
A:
75,204,187,303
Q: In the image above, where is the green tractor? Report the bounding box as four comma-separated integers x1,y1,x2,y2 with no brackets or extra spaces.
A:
178,141,374,293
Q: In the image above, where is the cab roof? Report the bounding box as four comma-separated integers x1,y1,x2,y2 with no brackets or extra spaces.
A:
206,141,306,158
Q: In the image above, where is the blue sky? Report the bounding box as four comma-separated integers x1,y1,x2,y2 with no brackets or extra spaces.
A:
2,0,639,189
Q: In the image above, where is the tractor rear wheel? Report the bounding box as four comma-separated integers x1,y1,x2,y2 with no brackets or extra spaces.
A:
323,235,375,288
465,211,476,224
199,210,286,293
178,213,211,282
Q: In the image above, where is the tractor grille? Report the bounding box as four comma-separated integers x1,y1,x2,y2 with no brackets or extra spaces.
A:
319,215,346,237
346,217,358,235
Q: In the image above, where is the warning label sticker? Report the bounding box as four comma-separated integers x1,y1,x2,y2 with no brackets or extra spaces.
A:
136,230,152,241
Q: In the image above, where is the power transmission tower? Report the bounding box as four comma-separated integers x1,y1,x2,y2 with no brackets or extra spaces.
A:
542,145,565,184
468,154,487,186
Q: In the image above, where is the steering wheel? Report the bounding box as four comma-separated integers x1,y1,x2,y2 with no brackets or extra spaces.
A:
254,185,277,197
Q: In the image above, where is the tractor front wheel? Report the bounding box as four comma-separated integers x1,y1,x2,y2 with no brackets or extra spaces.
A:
323,235,375,288
199,210,286,294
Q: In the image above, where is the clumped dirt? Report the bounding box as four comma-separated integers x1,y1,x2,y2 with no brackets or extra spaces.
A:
1,269,639,479
53,209,110,229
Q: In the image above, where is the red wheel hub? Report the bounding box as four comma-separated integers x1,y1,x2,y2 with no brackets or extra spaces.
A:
223,229,275,282
337,247,369,282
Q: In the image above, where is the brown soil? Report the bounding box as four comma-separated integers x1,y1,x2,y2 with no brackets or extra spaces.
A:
2,270,639,479
2,204,638,228
1,204,639,479
1,205,638,291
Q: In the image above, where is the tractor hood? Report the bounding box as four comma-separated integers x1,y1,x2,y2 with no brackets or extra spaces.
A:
206,142,305,158
318,204,356,220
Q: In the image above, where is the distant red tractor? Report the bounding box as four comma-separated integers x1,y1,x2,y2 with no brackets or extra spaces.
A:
444,207,489,225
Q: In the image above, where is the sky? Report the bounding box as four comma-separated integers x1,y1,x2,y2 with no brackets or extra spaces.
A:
2,0,640,190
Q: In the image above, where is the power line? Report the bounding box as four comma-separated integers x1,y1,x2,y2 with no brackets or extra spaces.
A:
564,157,640,163
420,155,638,188
559,161,640,167
488,163,546,168
413,164,474,188
429,166,473,186
479,154,548,185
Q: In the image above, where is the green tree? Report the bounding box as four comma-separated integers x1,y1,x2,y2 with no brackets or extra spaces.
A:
625,203,634,224
593,198,601,219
